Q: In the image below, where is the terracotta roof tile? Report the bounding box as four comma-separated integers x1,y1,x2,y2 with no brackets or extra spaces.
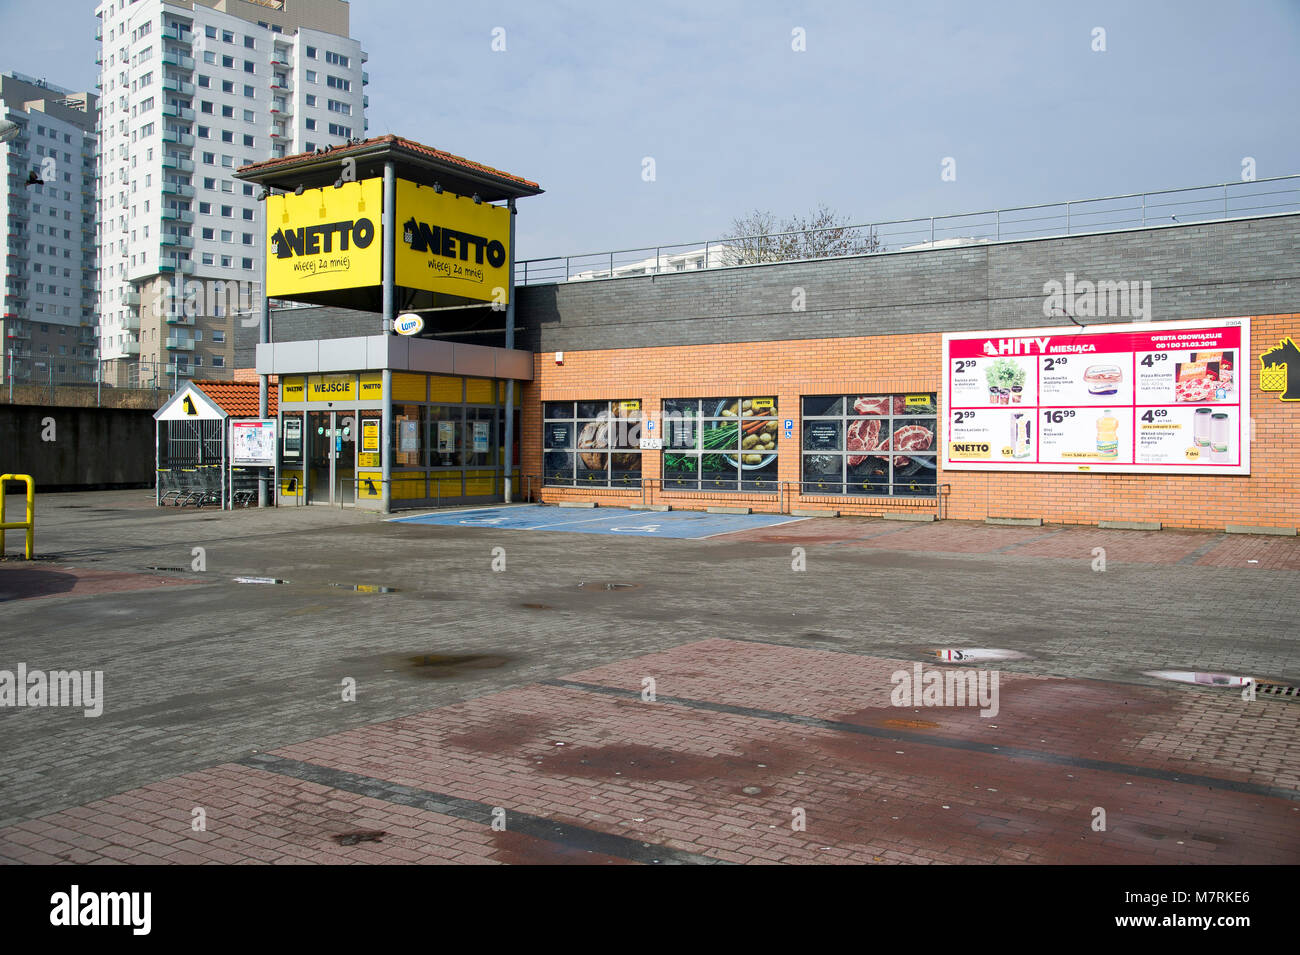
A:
238,135,539,190
194,380,278,417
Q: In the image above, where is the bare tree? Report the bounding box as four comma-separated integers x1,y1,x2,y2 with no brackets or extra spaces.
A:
723,204,882,265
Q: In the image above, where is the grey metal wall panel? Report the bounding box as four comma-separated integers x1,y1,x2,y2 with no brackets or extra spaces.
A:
406,338,456,375
271,340,320,374
318,337,367,371
494,349,534,381
450,343,497,378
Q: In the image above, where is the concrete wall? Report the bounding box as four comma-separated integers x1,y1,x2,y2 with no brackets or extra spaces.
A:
0,405,157,490
514,214,1300,352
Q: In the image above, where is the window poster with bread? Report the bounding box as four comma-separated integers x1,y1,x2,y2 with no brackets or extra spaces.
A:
942,317,1250,475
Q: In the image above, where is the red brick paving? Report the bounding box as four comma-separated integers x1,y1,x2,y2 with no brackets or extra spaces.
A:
1194,535,1300,570
0,565,194,601
724,518,1300,568
2,640,1296,865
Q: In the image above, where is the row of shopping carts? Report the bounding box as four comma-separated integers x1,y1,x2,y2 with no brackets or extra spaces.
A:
156,466,267,507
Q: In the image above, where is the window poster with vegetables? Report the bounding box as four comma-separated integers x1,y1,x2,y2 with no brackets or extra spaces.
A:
942,317,1250,475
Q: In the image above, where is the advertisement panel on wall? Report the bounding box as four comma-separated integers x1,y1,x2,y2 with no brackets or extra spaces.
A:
395,179,511,305
230,419,278,466
265,178,383,296
942,317,1250,474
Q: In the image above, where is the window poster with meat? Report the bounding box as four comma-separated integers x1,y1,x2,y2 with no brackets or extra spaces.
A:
942,317,1250,475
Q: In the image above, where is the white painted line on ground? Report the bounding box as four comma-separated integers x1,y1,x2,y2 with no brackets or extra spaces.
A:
388,503,537,523
519,513,638,530
696,517,810,539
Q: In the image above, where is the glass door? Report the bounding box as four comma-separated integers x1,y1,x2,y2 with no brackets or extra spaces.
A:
307,411,332,504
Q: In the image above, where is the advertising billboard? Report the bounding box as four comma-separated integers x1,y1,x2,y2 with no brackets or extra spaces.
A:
395,178,511,304
942,317,1250,475
265,178,383,296
230,419,278,467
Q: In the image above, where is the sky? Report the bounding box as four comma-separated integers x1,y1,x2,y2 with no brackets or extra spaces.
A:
1,0,1297,263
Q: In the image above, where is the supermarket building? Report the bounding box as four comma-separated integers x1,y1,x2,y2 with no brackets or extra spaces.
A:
238,140,1299,533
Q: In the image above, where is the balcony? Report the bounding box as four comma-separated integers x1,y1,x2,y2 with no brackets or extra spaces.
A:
162,104,196,121
165,336,194,351
162,25,190,43
123,289,141,306
162,234,194,249
157,255,195,274
165,312,194,326
5,326,31,340
362,71,369,85
116,314,141,330
161,51,195,71
105,340,141,358
163,77,196,97
162,130,195,148
162,156,195,173
161,181,196,198
161,207,195,224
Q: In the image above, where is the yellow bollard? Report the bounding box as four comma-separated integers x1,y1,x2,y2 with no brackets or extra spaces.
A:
0,473,35,560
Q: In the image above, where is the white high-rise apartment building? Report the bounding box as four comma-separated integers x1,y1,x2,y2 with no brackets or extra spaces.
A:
2,73,99,386
94,0,367,385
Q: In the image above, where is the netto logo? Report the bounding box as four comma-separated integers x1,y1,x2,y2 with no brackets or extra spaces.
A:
271,219,374,258
1260,337,1298,400
403,217,506,268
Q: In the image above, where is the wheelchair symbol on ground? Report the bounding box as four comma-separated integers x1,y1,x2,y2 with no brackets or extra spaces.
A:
459,517,509,525
611,524,661,533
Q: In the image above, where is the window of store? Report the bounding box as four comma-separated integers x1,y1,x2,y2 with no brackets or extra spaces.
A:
543,400,642,488
801,394,938,497
662,396,779,492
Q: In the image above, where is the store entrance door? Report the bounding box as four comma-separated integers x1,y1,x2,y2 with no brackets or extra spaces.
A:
336,413,356,505
307,411,333,504
306,411,356,505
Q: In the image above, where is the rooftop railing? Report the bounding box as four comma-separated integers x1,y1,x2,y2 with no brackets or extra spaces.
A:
515,175,1300,286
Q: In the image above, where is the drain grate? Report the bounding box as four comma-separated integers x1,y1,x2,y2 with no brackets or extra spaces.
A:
1256,681,1300,701
330,583,398,593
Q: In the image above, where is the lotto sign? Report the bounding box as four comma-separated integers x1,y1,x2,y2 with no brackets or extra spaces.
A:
942,317,1250,475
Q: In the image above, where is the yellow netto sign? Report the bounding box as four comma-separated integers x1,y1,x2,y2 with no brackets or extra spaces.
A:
266,179,382,296
395,179,510,305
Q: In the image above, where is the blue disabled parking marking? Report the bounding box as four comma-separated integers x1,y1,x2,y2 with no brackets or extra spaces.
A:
390,505,806,539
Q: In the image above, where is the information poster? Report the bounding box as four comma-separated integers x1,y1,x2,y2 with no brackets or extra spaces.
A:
436,421,455,453
361,420,380,454
230,419,278,466
942,318,1250,474
472,421,490,453
282,417,302,460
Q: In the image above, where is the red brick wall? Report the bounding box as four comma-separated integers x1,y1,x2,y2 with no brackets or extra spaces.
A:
520,314,1298,531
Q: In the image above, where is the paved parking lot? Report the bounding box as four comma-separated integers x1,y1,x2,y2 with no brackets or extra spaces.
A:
1,490,1297,864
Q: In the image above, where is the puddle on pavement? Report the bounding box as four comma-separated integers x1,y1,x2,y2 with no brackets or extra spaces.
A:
520,602,553,610
930,648,1030,663
332,830,386,846
232,576,290,585
577,581,641,592
1144,670,1252,688
406,653,511,678
882,718,942,730
330,583,399,593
